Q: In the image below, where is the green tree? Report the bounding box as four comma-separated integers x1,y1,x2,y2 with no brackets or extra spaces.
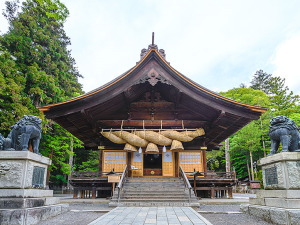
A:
1,0,84,185
229,122,264,178
1,0,83,107
220,88,271,178
250,70,272,94
250,70,299,112
75,150,100,172
0,46,32,133
206,149,225,171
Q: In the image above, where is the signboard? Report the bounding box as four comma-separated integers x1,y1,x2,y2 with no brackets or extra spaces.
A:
108,175,120,183
265,167,278,186
32,166,45,188
250,181,261,189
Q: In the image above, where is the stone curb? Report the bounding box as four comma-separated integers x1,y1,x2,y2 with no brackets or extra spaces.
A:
197,210,243,214
70,209,110,213
0,203,69,225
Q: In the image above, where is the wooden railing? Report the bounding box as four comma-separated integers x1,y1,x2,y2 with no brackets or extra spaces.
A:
186,171,236,179
117,165,128,203
187,171,236,198
179,166,192,203
71,171,123,179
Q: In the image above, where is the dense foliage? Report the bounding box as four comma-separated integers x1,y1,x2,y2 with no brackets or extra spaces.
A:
0,0,84,185
215,70,300,179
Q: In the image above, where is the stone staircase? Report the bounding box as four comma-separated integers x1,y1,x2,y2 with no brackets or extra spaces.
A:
109,177,199,207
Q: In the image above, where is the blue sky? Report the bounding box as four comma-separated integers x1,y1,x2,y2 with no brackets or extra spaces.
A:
1,0,300,95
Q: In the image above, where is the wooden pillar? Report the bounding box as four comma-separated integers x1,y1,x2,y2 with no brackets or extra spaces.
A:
228,187,233,198
73,188,78,198
201,147,207,172
67,137,74,190
127,152,132,177
92,188,96,199
210,187,215,199
225,138,231,173
175,152,179,177
98,149,103,175
193,174,197,196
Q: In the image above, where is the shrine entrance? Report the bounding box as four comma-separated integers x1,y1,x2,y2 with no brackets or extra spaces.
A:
143,154,162,176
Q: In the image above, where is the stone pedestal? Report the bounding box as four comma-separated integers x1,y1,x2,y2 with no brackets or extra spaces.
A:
0,151,68,225
0,151,50,189
241,152,300,225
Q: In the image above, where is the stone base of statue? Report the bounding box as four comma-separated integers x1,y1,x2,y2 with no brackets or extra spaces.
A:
241,152,300,225
0,151,68,225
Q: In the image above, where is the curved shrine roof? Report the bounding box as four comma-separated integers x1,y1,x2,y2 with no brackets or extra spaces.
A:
39,44,267,150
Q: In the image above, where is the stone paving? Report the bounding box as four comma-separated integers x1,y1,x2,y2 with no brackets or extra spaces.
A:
89,207,212,225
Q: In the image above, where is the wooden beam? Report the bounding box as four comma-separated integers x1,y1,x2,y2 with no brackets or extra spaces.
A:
206,117,249,146
98,120,207,128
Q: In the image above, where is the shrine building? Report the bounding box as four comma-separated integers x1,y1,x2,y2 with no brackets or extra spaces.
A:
39,40,267,201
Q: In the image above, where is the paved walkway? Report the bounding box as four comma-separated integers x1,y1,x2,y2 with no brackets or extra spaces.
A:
89,207,212,225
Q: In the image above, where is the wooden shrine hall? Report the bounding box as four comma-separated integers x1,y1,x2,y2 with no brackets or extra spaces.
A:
40,38,267,200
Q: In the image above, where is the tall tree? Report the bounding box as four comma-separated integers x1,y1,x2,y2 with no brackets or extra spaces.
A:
0,45,31,133
0,0,84,185
1,0,83,107
250,70,272,94
250,70,299,112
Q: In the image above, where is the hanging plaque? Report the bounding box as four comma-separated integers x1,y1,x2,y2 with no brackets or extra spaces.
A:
133,151,142,162
164,152,172,162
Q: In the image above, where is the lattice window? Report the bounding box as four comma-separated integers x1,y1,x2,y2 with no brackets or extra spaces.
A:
179,152,201,164
179,152,202,174
103,151,127,174
104,152,126,163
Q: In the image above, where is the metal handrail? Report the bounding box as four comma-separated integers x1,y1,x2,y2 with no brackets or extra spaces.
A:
179,166,192,203
117,165,128,203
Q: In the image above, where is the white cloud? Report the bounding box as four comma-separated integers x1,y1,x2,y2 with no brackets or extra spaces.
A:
271,34,300,95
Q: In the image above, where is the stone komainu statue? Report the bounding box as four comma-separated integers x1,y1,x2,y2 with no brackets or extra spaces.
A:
0,115,42,154
268,116,300,155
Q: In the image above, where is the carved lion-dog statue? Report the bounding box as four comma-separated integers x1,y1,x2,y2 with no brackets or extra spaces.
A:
268,116,300,155
0,115,42,154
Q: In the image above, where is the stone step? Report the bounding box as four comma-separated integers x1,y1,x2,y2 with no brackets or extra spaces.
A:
125,183,184,186
125,181,183,183
122,192,187,196
109,202,200,207
124,182,184,184
123,188,186,191
110,177,198,207
120,196,189,199
125,180,184,183
120,197,190,201
123,186,185,189
111,198,191,202
126,178,182,179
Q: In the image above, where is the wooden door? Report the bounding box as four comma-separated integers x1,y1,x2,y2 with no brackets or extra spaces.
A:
131,151,143,177
162,150,174,176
